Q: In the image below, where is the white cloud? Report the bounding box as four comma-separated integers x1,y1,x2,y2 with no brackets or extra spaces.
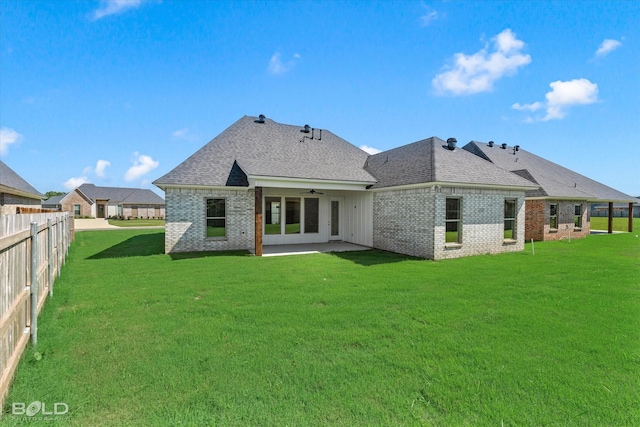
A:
63,176,88,190
124,152,159,182
512,78,598,121
0,127,23,156
95,160,111,177
172,128,198,142
432,29,531,96
93,0,144,20
419,7,439,26
511,102,543,112
595,39,621,57
360,145,382,155
267,52,301,75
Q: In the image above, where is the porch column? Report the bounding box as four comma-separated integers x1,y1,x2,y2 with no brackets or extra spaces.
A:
608,202,614,234
629,202,634,232
255,186,263,256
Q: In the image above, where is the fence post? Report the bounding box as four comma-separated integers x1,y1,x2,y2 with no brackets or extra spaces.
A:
30,222,38,344
57,216,62,277
48,218,53,296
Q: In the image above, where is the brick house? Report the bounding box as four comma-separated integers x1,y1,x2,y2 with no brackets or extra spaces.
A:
463,141,636,241
153,115,537,259
0,160,43,214
46,183,165,219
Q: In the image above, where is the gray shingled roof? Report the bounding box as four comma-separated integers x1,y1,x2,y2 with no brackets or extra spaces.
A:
77,183,164,205
0,160,43,199
365,137,538,189
463,142,635,202
153,116,377,187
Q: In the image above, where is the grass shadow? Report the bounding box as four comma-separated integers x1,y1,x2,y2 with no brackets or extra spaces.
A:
169,250,252,260
86,232,165,259
329,249,423,266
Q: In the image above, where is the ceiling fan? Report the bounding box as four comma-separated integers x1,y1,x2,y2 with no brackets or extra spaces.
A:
300,189,324,195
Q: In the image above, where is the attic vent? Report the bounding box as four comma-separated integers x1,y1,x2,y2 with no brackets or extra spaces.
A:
488,141,494,147
446,138,457,150
301,124,311,133
501,143,508,149
255,114,266,123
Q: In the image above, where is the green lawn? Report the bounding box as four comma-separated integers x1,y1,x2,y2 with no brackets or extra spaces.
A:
109,219,165,227
3,230,639,426
107,219,165,227
590,216,639,232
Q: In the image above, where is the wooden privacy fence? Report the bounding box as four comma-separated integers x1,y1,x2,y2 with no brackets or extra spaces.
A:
0,213,72,409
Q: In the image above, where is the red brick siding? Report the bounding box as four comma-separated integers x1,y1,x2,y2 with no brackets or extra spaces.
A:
526,199,590,241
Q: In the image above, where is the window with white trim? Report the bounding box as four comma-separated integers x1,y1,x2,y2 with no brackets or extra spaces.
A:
73,204,80,216
206,198,226,238
504,199,516,240
445,198,461,243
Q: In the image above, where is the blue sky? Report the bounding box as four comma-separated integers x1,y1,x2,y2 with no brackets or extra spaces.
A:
1,0,639,197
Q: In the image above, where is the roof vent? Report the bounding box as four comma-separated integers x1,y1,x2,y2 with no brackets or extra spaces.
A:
301,124,311,133
501,143,508,149
255,114,266,124
488,141,494,147
514,145,520,151
446,138,457,150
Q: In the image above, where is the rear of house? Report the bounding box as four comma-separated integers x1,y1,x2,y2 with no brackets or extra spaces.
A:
154,116,537,259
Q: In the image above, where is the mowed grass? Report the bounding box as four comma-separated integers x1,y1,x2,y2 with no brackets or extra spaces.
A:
590,216,640,232
3,230,639,426
107,219,165,227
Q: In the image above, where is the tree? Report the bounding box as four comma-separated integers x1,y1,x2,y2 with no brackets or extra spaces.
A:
44,191,66,200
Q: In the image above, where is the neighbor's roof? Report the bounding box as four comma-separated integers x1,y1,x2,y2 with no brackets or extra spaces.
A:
365,138,538,190
463,141,636,202
42,194,65,205
153,116,378,187
0,160,43,199
75,183,165,205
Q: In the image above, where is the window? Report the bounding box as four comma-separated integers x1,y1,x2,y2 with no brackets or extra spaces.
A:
549,203,558,229
304,198,319,233
574,204,582,228
445,198,461,243
73,204,80,216
504,199,516,240
206,198,226,237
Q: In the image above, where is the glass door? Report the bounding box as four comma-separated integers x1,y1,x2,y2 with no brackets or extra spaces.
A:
329,199,341,240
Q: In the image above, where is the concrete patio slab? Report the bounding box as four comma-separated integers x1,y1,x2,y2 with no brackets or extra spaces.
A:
254,242,372,257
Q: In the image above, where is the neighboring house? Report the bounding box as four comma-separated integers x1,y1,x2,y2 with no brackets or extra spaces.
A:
463,141,636,240
153,115,537,259
41,194,65,211
53,183,165,219
0,160,43,215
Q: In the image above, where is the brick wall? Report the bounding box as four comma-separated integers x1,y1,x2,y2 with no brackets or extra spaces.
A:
526,199,590,241
61,191,93,217
122,205,166,219
525,199,546,241
372,186,526,260
165,187,254,253
373,187,435,259
0,193,41,215
433,187,525,260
